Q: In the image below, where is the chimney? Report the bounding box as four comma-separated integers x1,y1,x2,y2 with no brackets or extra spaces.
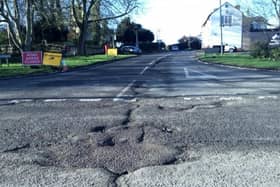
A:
235,5,241,10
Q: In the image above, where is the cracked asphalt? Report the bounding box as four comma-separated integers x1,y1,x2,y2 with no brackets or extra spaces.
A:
1,52,280,186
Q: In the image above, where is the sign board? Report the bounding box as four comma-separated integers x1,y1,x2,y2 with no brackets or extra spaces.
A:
0,54,11,59
107,48,118,56
43,52,62,67
22,51,42,66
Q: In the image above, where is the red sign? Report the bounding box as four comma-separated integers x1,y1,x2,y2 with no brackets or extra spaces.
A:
22,51,42,65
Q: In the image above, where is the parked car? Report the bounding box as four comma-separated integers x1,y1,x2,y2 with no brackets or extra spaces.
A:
269,33,280,47
170,45,179,51
119,46,142,55
224,44,237,53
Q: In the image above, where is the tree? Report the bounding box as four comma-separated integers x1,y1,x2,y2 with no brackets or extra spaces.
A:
116,17,154,44
0,0,35,52
178,35,201,50
71,0,140,55
0,0,70,52
237,0,280,27
33,0,69,43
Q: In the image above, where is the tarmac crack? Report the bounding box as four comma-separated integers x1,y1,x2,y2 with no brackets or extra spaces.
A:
158,101,223,112
3,143,30,153
121,109,133,126
121,105,140,126
137,127,145,143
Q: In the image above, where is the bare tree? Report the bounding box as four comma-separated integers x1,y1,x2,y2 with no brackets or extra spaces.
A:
71,0,140,55
272,0,280,26
0,0,35,52
237,0,279,26
0,0,70,52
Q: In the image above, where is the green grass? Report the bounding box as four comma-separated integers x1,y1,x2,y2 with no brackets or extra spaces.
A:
64,54,134,68
0,54,133,78
0,64,53,78
199,53,280,69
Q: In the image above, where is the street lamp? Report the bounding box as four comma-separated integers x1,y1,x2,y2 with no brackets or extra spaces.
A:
134,24,141,48
219,0,224,55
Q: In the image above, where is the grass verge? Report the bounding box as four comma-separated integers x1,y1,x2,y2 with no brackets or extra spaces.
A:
64,54,134,68
199,53,280,70
0,54,134,78
0,64,53,78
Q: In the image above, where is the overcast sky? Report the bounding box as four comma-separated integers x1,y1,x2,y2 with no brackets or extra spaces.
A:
133,0,240,44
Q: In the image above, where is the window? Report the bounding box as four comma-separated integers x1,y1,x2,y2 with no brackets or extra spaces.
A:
222,15,232,26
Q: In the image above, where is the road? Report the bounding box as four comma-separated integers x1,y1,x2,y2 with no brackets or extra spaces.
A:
1,51,280,186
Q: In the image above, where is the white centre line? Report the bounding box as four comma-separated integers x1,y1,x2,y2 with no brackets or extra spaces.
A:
184,68,190,79
113,80,136,102
140,66,149,75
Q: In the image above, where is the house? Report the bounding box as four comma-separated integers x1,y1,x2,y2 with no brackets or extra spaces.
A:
242,16,279,50
201,2,243,50
201,2,278,51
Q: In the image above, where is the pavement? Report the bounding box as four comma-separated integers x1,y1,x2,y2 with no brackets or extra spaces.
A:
1,51,280,186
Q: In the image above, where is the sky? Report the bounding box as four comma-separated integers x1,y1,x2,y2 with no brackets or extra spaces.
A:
133,0,239,44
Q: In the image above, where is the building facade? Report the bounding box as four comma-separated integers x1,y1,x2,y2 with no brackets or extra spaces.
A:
202,2,278,51
201,2,243,49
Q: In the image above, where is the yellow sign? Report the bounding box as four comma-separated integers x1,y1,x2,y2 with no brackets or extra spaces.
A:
107,48,118,56
43,52,62,67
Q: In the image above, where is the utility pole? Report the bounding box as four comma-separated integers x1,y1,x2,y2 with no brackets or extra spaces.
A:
134,24,141,48
219,0,224,55
157,29,161,51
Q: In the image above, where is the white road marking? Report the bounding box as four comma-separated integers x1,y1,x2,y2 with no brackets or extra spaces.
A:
184,67,217,79
44,99,67,102
113,98,137,102
113,80,136,102
9,99,33,104
219,97,243,101
140,66,149,75
190,69,218,79
258,96,278,100
79,99,102,102
184,68,190,79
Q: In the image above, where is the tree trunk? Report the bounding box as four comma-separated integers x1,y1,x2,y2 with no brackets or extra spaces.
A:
24,0,33,51
78,21,88,55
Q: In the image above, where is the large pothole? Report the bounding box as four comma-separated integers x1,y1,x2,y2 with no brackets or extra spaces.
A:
48,126,183,174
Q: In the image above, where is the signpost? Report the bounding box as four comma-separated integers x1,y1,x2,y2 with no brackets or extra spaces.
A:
0,54,11,67
22,51,42,66
43,52,62,67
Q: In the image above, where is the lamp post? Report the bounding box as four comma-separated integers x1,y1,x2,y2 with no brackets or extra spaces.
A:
134,24,141,48
219,0,224,55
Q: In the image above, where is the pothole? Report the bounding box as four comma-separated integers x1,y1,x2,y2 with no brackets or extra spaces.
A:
90,126,106,133
137,128,145,143
98,137,115,147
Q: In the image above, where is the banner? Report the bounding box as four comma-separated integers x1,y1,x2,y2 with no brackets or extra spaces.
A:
107,48,118,56
22,51,42,66
43,52,62,67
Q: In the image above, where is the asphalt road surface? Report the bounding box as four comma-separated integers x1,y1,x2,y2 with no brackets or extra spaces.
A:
1,51,280,186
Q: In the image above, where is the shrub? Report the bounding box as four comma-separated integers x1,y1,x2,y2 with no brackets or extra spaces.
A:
270,47,280,61
250,42,270,59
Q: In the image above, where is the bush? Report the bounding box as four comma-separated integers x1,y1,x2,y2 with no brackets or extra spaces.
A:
270,47,280,61
250,42,270,59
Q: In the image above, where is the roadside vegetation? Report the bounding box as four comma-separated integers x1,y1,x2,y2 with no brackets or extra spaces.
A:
200,42,280,70
200,53,280,69
0,55,133,78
